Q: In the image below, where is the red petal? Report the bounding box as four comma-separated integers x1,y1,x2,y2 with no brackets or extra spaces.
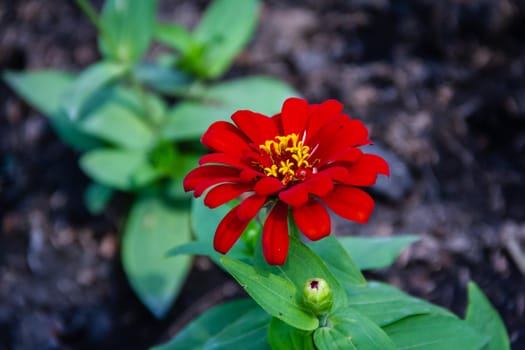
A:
279,172,334,207
337,154,389,186
316,165,350,182
262,202,290,265
194,177,239,197
319,148,363,167
321,186,374,224
183,165,240,191
254,177,285,195
214,206,251,254
279,185,309,207
199,153,245,168
240,168,264,182
202,121,251,156
336,165,376,187
305,100,344,142
281,98,309,135
365,153,390,176
292,200,331,241
320,99,344,116
302,173,334,197
344,119,371,147
238,194,267,221
312,118,370,164
204,183,252,208
308,114,347,156
231,110,278,145
271,113,284,134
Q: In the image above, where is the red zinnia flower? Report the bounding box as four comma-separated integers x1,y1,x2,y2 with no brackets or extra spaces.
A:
184,98,389,265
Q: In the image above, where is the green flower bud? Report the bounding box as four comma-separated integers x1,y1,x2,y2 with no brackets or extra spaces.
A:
303,277,333,315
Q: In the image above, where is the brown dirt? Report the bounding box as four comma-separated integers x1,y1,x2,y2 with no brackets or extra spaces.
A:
1,0,524,349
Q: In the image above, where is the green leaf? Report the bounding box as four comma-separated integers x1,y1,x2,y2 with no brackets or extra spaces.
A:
166,241,221,260
203,307,270,350
62,61,127,120
80,148,159,191
192,0,259,78
309,236,366,287
99,0,157,62
77,88,155,150
221,256,319,331
84,182,113,215
3,70,72,115
346,282,453,327
144,89,169,125
155,23,195,54
268,317,315,350
163,76,299,141
146,141,177,177
121,196,192,318
133,63,191,95
151,299,262,350
313,307,396,350
3,70,100,150
51,110,103,150
383,314,488,350
338,235,419,270
465,282,510,350
254,236,348,309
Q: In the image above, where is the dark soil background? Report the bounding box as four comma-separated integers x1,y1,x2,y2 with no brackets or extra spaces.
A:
1,0,525,349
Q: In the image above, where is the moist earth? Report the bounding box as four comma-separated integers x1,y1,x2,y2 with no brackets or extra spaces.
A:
1,0,524,349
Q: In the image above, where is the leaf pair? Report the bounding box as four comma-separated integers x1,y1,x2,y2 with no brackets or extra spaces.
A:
98,0,157,63
155,0,259,79
151,299,270,350
153,279,510,350
178,236,394,349
164,197,510,350
221,235,397,349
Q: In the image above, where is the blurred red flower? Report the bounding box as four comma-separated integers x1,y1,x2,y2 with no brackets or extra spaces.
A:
184,98,389,265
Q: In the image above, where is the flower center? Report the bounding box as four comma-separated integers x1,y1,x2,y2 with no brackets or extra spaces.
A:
259,133,316,185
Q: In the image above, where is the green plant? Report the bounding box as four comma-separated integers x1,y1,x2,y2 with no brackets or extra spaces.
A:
155,98,510,349
3,0,297,318
3,2,510,348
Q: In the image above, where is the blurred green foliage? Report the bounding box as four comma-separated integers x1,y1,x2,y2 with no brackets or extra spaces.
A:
3,0,297,319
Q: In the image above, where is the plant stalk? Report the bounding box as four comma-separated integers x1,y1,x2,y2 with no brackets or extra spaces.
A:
128,71,156,130
74,0,102,33
289,214,301,239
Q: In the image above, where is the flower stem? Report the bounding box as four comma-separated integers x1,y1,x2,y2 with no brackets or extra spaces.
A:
288,213,301,239
127,71,156,131
74,0,102,33
319,313,329,327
